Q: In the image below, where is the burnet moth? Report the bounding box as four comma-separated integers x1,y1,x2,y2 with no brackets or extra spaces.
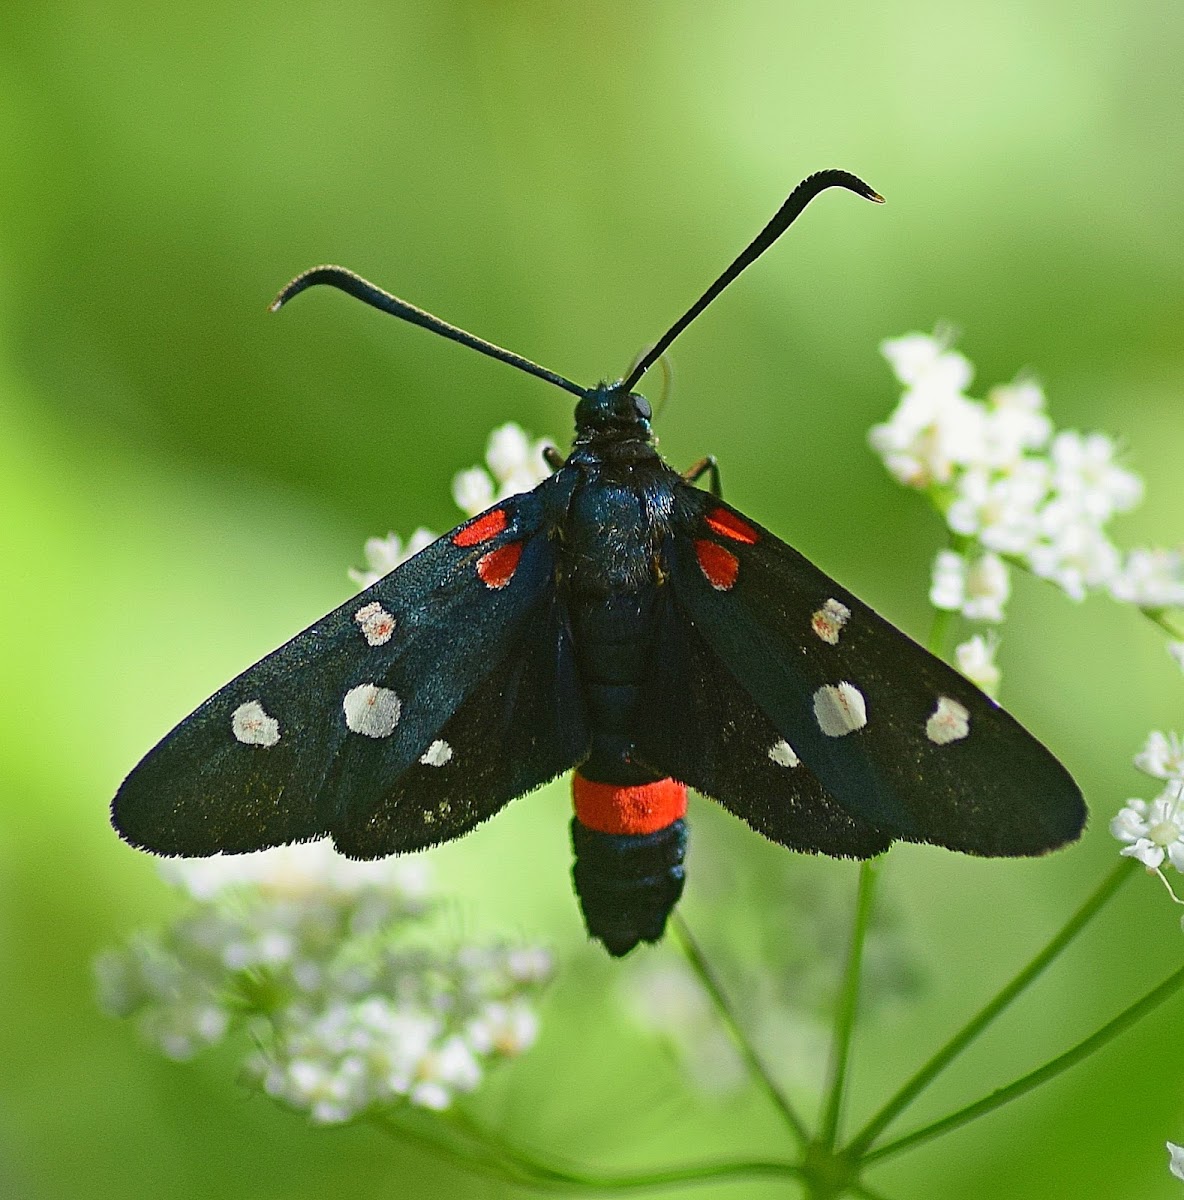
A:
112,170,1086,956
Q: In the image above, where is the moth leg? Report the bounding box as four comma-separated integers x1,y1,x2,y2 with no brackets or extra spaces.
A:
543,445,566,472
682,455,722,498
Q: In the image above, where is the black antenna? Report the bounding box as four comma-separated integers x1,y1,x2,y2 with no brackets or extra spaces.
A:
620,169,883,394
270,265,586,399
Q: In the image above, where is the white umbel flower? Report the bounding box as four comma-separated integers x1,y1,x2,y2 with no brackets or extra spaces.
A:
1108,548,1184,609
98,844,552,1123
1027,513,1122,602
484,423,534,480
946,460,1049,555
929,549,1011,623
451,467,496,518
874,330,1157,615
982,379,1052,466
1110,785,1184,872
880,332,973,394
1048,431,1143,524
349,528,437,589
450,422,555,518
1134,732,1184,783
868,388,986,488
955,634,1001,697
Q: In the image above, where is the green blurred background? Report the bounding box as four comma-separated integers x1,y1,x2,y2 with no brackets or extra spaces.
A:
2,2,1183,1197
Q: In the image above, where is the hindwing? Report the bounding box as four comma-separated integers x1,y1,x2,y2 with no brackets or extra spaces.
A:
634,591,891,858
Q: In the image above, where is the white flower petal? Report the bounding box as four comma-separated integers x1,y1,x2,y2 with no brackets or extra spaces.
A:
1121,839,1166,869
451,467,495,517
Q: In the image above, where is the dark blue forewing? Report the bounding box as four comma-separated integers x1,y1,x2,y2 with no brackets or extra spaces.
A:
330,587,587,857
112,477,585,858
666,487,1086,857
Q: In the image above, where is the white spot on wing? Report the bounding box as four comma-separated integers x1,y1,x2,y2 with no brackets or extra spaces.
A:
231,700,280,747
813,682,868,737
926,696,971,745
420,739,453,767
768,738,800,768
811,598,851,645
343,683,401,738
354,601,395,646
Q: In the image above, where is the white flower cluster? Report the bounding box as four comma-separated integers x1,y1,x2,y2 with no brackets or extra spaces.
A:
451,423,555,518
348,423,556,590
873,330,1182,693
349,528,437,590
1112,732,1184,899
96,842,551,1123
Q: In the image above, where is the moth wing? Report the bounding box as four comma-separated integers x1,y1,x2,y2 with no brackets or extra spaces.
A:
330,585,587,857
634,590,891,858
112,480,587,857
663,487,1085,856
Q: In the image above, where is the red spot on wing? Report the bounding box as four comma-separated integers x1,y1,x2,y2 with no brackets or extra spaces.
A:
452,508,508,547
694,539,739,590
572,774,688,836
705,506,758,544
477,541,523,589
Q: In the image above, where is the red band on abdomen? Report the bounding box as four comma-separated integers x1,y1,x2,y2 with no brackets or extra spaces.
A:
572,773,688,836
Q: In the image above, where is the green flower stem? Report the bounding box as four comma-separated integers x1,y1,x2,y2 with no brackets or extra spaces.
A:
1142,606,1184,640
992,548,1182,642
374,1113,534,1188
862,959,1184,1165
818,858,881,1150
851,1186,898,1200
381,1109,803,1193
844,858,1136,1158
671,912,810,1146
926,607,955,657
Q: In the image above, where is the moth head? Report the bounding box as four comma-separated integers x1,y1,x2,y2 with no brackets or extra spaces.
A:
575,382,653,434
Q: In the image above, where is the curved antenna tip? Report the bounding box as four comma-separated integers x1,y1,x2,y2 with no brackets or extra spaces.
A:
869,191,886,204
263,263,586,398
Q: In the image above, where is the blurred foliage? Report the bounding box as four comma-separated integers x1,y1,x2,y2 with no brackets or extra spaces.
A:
2,2,1183,1198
